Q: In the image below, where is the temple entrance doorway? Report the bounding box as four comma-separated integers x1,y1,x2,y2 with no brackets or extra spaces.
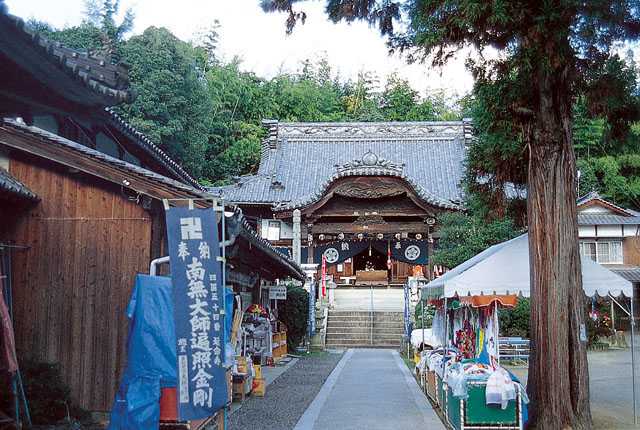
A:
352,245,389,285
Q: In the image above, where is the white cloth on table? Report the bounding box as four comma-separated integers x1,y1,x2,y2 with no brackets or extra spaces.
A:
485,367,516,409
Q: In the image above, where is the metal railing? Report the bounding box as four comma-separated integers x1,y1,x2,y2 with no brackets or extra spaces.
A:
498,337,530,362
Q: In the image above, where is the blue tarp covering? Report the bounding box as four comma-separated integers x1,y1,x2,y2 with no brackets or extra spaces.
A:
108,274,232,430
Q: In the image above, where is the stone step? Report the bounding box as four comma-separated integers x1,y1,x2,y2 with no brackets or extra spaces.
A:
326,329,401,336
326,331,404,338
326,345,400,350
325,342,401,348
326,321,404,329
326,327,404,334
326,332,401,339
329,311,403,317
328,315,404,323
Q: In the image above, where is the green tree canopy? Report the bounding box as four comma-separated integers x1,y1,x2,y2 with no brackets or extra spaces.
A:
116,27,212,179
431,212,520,269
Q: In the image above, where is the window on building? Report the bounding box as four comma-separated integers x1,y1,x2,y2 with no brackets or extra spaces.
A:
267,221,281,241
579,240,623,264
580,242,597,262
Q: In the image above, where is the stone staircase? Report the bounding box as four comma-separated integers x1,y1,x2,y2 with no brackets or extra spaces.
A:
325,310,404,349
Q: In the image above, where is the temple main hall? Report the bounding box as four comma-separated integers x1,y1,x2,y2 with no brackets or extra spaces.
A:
211,120,472,285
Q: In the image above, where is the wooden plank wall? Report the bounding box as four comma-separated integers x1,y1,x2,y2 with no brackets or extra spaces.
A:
7,154,152,411
624,236,640,266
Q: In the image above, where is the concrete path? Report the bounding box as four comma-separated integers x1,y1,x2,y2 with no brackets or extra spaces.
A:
294,349,444,430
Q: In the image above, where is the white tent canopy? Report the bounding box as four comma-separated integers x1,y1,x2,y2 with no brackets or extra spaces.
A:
424,234,633,298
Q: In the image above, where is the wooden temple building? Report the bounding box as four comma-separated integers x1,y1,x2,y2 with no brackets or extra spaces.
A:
212,120,472,285
0,8,302,413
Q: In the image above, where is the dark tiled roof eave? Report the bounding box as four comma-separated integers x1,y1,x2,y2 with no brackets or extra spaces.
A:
0,12,133,106
578,213,640,226
1,119,208,199
609,267,640,283
577,191,635,216
0,167,38,202
230,207,305,280
104,108,204,191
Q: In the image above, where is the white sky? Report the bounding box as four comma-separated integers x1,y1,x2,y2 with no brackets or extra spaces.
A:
6,0,475,97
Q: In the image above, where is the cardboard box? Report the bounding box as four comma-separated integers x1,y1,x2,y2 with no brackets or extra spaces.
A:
252,377,266,397
254,364,262,379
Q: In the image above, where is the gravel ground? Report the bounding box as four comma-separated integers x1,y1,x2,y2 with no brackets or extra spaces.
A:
227,351,344,430
504,349,639,429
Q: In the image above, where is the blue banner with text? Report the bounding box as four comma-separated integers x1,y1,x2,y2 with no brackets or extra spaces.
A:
166,206,227,420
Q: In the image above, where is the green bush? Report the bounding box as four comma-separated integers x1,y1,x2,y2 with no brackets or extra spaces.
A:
279,284,310,351
0,360,90,425
499,298,530,338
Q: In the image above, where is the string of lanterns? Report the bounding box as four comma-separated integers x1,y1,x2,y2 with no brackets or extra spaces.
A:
308,232,432,242
305,217,436,244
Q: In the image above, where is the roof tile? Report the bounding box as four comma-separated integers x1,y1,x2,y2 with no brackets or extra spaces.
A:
210,121,468,210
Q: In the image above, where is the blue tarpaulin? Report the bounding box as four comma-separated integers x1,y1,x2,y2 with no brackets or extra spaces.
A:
108,274,233,430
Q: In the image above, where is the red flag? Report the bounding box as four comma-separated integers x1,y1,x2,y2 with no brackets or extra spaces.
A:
321,254,327,297
387,241,392,271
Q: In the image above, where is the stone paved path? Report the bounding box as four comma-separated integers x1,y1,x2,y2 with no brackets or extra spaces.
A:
294,349,444,430
226,352,343,430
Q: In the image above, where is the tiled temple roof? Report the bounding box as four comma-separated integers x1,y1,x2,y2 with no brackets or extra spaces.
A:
211,120,472,211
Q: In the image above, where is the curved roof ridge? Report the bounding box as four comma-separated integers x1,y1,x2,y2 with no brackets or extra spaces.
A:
104,107,204,191
278,120,467,127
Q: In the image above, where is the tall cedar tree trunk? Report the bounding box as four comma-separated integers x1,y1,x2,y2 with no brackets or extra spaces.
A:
526,38,592,430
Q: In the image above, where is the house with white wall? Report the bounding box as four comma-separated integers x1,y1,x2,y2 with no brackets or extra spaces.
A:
577,191,640,287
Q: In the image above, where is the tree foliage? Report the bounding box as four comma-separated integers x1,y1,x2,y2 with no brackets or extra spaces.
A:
28,10,461,185
431,212,520,269
116,27,212,179
499,298,531,339
280,284,309,351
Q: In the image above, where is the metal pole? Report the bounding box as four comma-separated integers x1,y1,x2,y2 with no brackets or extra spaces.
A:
220,200,226,311
370,286,374,345
631,291,637,426
421,297,425,349
444,297,448,351
495,300,500,365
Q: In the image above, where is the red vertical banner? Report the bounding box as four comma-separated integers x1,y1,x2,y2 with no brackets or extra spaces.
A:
321,254,327,297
